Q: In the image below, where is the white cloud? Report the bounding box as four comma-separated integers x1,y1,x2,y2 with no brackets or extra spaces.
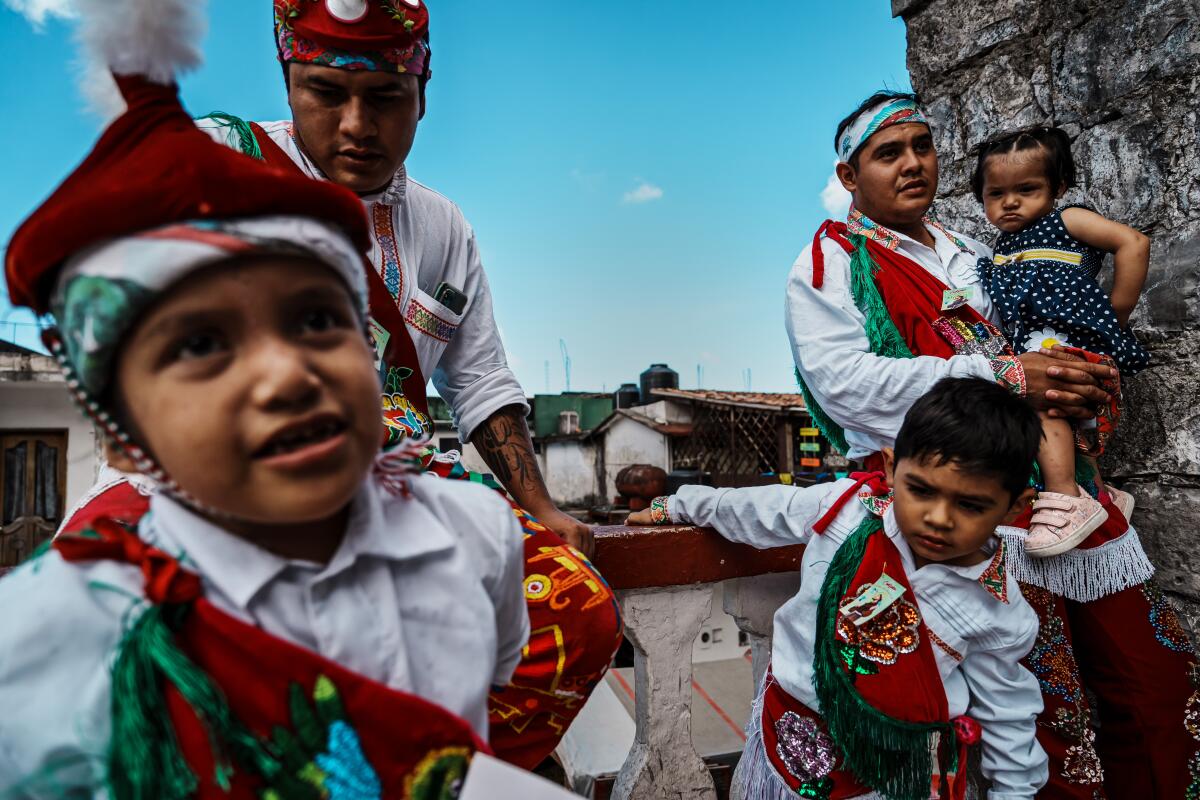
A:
622,180,664,205
4,0,75,28
820,160,851,218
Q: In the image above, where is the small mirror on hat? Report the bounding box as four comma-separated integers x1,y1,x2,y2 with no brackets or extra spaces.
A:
326,0,369,23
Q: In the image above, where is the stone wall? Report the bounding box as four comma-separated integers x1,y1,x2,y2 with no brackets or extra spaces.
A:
894,0,1200,629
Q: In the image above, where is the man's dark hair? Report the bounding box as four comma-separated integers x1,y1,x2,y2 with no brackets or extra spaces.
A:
834,90,920,168
971,126,1076,201
894,377,1041,498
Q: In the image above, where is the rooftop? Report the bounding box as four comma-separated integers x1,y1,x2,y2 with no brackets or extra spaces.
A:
651,388,808,411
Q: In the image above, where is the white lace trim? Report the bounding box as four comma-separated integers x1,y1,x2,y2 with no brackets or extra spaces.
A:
998,524,1155,603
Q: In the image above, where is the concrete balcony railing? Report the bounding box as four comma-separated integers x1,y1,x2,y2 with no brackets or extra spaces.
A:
589,523,804,800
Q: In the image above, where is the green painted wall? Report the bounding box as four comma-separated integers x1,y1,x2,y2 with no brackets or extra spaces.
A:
533,394,614,438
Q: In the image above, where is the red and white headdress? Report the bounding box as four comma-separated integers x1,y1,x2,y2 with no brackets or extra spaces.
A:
275,0,432,76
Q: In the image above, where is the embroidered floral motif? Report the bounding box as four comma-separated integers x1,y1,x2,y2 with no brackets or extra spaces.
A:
1043,704,1103,786
1186,664,1200,740
405,298,459,342
1143,584,1193,653
836,584,921,667
977,540,1009,603
381,366,432,445
404,746,471,800
857,489,893,518
774,712,837,784
1184,664,1200,799
1022,585,1083,702
372,202,404,300
262,676,384,800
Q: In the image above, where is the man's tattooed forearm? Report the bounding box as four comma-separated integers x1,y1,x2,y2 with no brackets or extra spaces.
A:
474,406,540,495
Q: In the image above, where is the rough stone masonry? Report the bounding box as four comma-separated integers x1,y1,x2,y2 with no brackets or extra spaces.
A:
893,0,1200,631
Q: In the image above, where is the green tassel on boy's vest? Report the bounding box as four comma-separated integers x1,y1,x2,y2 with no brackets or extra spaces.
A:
811,516,955,800
106,603,316,800
197,112,263,161
795,234,914,456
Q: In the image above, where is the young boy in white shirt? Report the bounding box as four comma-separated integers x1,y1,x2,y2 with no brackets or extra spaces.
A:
0,5,526,797
630,377,1049,799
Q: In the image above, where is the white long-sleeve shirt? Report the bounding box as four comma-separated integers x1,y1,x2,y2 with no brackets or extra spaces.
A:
197,118,528,442
669,479,1048,799
786,219,998,459
0,473,529,797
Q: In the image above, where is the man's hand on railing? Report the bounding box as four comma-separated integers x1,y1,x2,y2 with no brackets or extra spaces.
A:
626,496,669,526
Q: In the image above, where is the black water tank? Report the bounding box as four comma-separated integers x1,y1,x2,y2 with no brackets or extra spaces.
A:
639,363,679,404
614,383,640,409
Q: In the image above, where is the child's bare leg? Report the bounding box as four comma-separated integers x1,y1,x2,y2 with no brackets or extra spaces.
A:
1038,412,1079,497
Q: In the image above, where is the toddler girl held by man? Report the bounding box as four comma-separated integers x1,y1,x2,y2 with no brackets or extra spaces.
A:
973,127,1151,558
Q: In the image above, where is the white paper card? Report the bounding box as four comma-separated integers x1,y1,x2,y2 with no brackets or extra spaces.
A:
459,752,581,800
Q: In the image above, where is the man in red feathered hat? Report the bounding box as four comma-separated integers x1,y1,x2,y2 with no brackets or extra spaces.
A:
60,0,623,772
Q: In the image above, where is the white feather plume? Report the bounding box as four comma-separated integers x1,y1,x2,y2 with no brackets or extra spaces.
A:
75,0,206,90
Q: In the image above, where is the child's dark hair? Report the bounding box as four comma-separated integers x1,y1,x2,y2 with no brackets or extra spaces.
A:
894,377,1041,498
834,90,920,167
971,126,1076,201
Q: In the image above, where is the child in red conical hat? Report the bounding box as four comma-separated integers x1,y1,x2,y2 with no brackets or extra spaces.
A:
0,1,528,797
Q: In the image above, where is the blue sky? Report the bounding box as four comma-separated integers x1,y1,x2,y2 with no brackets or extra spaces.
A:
0,0,911,394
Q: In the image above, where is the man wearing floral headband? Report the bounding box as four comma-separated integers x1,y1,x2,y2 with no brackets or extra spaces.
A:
61,0,622,773
786,89,1197,796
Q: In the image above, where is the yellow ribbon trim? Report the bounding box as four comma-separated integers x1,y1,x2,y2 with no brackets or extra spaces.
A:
993,248,1083,266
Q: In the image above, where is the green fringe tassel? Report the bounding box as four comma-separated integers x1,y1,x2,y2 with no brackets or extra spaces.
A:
197,111,263,161
812,516,954,800
793,235,915,457
846,235,915,363
107,603,281,800
795,367,849,456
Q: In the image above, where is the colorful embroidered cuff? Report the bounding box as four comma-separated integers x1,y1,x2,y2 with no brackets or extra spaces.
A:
991,355,1027,397
649,496,671,525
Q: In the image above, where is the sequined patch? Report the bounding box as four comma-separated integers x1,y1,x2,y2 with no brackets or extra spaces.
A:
1022,585,1083,702
836,584,920,667
1143,584,1193,653
774,712,837,783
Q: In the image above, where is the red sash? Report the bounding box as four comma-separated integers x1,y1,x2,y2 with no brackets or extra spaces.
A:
55,519,487,798
249,122,432,436
820,221,997,359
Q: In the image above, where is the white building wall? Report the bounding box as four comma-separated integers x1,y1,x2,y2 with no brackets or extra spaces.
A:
543,440,598,507
0,382,97,518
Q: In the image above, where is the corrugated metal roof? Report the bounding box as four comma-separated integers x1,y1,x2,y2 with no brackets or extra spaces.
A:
651,388,807,411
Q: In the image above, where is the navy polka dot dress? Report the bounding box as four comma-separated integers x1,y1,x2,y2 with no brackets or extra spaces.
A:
978,206,1150,376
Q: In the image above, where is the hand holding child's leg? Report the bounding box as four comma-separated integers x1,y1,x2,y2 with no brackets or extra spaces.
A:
1027,412,1109,558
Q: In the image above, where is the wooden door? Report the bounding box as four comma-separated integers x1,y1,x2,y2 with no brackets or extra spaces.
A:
0,430,67,566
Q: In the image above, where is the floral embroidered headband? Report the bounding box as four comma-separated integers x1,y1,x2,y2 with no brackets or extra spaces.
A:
837,97,929,163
